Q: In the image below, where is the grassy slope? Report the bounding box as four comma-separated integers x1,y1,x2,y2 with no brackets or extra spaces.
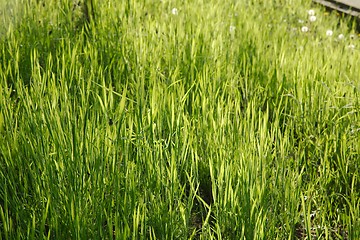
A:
0,0,359,239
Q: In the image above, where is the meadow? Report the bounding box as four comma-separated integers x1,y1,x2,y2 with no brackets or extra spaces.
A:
0,0,359,239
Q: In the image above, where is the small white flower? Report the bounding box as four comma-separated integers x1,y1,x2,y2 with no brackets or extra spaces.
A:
309,15,316,22
229,25,236,33
308,9,315,16
298,19,304,24
338,34,345,40
348,44,355,49
301,26,309,32
171,8,178,15
326,30,333,36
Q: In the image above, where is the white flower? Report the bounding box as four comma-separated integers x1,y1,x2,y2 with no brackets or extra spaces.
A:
326,30,333,36
309,15,316,22
171,8,178,15
338,34,345,40
348,44,355,49
298,19,304,24
229,25,236,33
308,9,315,16
301,26,309,32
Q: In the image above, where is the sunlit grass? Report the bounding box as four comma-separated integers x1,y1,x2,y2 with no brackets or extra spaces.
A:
0,0,359,239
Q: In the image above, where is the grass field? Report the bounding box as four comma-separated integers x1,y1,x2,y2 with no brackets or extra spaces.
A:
0,0,359,239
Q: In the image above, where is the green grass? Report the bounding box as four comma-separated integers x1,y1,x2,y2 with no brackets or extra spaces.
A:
0,0,359,239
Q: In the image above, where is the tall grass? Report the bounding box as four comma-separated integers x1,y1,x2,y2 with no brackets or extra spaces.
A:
0,0,359,239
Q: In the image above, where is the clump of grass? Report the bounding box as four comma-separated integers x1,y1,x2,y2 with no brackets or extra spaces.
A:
0,0,359,239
